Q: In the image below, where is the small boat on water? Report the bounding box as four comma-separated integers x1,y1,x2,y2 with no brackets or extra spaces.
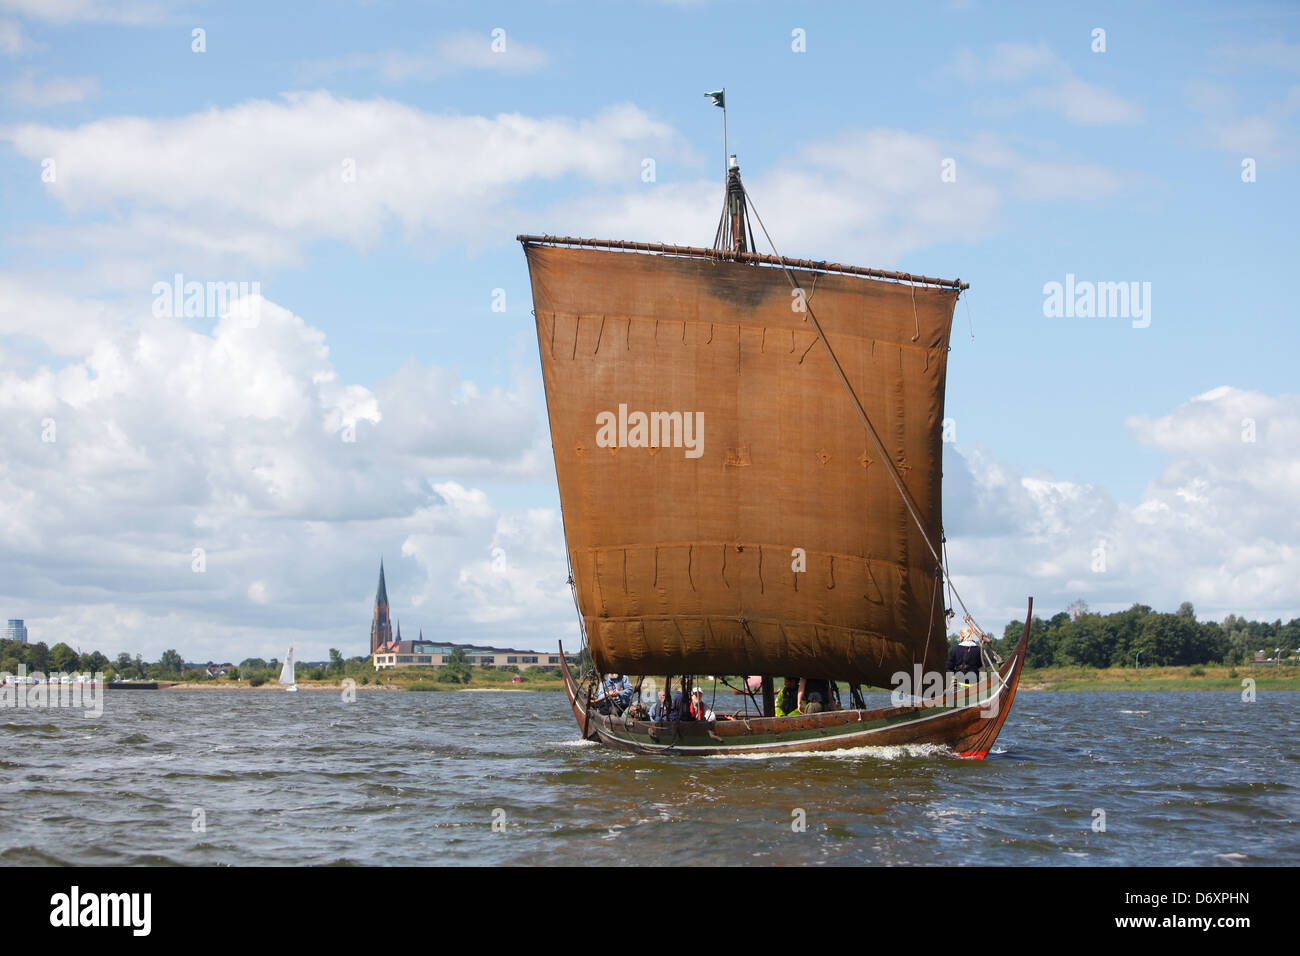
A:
279,646,298,693
521,104,1030,757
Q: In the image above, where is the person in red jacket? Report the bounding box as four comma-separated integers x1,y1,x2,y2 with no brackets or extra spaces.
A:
689,686,710,721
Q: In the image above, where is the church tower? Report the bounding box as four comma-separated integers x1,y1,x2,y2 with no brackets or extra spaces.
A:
369,559,394,654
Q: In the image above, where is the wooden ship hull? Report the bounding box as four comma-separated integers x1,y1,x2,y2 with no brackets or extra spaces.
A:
559,600,1032,759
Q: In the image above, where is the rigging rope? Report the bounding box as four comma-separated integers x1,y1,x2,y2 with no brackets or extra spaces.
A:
712,188,730,251
741,184,985,637
909,282,920,342
920,570,939,669
942,534,954,613
565,551,590,655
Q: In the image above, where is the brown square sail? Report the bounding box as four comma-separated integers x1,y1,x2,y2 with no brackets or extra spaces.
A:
522,238,960,688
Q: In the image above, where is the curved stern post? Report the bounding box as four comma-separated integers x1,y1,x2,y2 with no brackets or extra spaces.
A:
558,641,599,740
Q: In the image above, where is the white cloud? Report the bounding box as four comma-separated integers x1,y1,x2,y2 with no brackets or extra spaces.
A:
750,130,1002,264
0,0,173,24
0,280,567,661
951,41,1144,126
403,490,572,629
535,178,719,247
956,132,1127,201
301,31,549,83
7,70,97,106
945,386,1300,629
544,126,1133,264
1213,39,1300,74
0,273,126,355
1204,97,1295,160
1019,78,1144,126
545,129,1003,266
1185,79,1299,161
0,17,29,54
1210,114,1286,157
3,93,687,284
3,92,1129,288
952,40,1058,84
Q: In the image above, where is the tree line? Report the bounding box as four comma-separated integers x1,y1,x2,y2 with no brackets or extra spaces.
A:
992,602,1300,669
0,640,568,685
0,640,374,683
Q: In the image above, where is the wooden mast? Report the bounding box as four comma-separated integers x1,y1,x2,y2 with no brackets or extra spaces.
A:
727,156,749,253
713,155,755,254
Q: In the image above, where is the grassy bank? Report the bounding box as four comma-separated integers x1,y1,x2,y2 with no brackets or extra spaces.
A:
167,664,1299,694
1018,664,1300,691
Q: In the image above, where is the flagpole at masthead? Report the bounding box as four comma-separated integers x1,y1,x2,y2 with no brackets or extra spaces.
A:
705,88,726,179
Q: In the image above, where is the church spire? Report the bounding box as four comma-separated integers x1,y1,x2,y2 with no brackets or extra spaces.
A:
369,558,394,656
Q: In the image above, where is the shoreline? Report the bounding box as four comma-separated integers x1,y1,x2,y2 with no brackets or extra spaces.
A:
151,675,1300,694
164,682,401,691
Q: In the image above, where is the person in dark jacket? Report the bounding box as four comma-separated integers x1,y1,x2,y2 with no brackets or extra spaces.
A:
798,677,834,713
946,626,987,689
649,688,682,722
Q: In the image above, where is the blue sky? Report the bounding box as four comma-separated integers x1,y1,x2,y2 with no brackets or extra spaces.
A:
0,0,1297,661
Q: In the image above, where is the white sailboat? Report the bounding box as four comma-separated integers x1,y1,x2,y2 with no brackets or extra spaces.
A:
279,645,298,692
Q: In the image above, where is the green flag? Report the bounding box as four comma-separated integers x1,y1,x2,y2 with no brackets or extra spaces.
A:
704,89,725,109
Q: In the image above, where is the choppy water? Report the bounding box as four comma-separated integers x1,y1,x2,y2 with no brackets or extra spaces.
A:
1,689,1296,866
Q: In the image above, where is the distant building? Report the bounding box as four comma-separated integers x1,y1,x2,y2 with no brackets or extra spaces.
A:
365,561,566,671
4,619,27,644
180,661,235,677
373,638,576,671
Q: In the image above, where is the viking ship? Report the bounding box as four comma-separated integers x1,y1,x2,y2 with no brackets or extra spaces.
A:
520,140,1031,757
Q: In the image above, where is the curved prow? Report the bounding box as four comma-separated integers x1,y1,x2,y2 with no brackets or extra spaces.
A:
958,597,1033,759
